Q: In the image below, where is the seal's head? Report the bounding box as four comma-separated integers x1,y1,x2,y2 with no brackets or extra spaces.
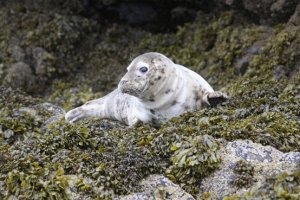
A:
118,52,174,100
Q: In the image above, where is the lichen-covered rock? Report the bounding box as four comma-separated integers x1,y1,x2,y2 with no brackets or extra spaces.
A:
118,175,195,200
198,140,300,199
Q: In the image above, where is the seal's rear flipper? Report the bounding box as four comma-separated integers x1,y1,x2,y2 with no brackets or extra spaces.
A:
206,91,229,107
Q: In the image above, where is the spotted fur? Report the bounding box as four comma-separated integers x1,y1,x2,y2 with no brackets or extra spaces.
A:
65,52,228,127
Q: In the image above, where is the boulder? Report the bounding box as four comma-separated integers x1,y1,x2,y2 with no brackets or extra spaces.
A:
5,62,38,93
118,175,195,200
198,140,300,199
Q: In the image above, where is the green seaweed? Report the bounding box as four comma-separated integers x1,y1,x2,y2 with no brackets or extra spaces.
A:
232,160,255,188
225,170,300,200
167,135,221,194
0,1,300,199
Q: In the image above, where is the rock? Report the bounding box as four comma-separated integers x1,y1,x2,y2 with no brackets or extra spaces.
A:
270,0,299,22
243,0,276,21
236,40,265,75
246,40,265,55
115,2,157,25
288,3,300,25
102,0,116,6
242,0,298,24
222,0,244,8
13,107,37,117
198,140,300,199
273,65,287,80
236,54,252,75
220,0,298,24
224,0,236,6
12,102,65,128
11,45,26,62
118,175,195,200
280,25,300,78
171,7,197,25
241,170,300,199
32,47,56,77
3,129,14,139
5,62,38,92
37,103,65,126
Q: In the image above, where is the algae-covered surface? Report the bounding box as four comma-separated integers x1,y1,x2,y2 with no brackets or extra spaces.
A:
0,1,299,199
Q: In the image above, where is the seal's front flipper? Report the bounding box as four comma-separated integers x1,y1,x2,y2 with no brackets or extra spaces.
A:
206,91,229,107
65,107,87,123
65,99,106,123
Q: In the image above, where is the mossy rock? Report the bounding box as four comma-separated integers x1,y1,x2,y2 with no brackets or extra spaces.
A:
225,170,300,199
1,1,300,199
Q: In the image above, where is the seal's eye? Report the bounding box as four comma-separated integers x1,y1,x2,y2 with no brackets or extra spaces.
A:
139,66,148,73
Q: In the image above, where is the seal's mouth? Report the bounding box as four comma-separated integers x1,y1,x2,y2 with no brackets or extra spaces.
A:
118,79,148,98
120,87,142,98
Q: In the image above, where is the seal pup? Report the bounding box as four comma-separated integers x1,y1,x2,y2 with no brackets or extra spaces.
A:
65,52,228,127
